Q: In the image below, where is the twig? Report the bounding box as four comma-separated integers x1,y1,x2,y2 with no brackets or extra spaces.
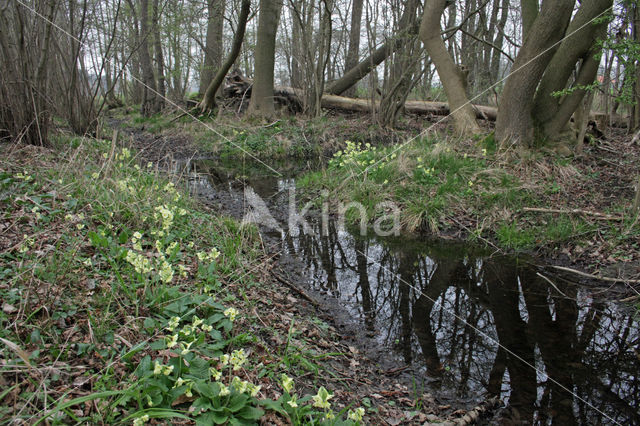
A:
522,207,623,221
550,265,640,284
536,272,569,298
271,271,319,307
169,110,190,123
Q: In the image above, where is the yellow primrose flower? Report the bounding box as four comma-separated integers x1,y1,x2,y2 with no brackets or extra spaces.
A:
348,407,365,422
231,376,247,393
153,361,163,375
280,374,294,394
189,318,202,330
163,365,174,375
220,354,230,366
167,316,180,331
218,383,230,396
180,341,194,355
287,395,298,408
224,307,238,322
312,386,332,409
246,383,261,397
133,414,149,426
210,367,222,381
158,259,174,283
166,334,178,348
230,348,247,371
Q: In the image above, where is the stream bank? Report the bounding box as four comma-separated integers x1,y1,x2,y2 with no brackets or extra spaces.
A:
117,118,640,424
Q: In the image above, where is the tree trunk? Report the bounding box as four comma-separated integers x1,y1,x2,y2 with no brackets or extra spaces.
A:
199,0,225,95
139,0,158,117
533,0,612,138
152,0,165,110
325,23,419,96
248,0,283,117
495,0,574,147
633,2,640,130
420,0,480,135
378,0,420,127
520,0,539,40
343,0,364,97
199,0,251,111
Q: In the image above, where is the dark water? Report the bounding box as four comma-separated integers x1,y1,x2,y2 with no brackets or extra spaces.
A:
180,159,640,425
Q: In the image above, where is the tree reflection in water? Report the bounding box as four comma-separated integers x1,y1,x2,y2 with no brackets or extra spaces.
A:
188,166,640,425
285,213,639,425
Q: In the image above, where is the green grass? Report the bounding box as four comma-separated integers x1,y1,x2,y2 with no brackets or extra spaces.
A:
298,134,639,253
0,135,364,425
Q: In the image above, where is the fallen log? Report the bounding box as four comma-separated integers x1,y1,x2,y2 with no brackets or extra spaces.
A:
275,86,498,120
218,72,628,127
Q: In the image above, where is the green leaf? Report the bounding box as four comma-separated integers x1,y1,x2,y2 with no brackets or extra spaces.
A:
191,396,213,414
194,380,219,399
34,390,125,425
209,410,229,425
149,339,166,350
188,357,210,379
135,355,152,378
237,405,264,420
88,231,108,248
227,393,249,412
259,398,286,416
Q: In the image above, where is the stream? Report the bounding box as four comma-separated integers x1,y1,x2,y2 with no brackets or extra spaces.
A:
177,157,639,425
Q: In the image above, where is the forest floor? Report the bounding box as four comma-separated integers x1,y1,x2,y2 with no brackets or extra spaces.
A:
0,132,497,424
112,107,640,293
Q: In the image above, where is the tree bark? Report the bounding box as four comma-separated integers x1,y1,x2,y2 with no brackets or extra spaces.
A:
198,0,251,111
248,0,283,117
152,0,165,110
495,0,575,147
199,0,225,95
420,0,480,135
533,0,612,136
139,0,158,117
343,0,364,97
378,0,420,127
520,0,539,40
325,23,419,96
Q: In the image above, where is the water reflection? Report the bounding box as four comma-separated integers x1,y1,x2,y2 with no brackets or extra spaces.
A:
185,162,639,425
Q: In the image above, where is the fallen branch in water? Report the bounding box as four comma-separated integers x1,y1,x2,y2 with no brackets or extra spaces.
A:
550,265,640,284
522,207,623,221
